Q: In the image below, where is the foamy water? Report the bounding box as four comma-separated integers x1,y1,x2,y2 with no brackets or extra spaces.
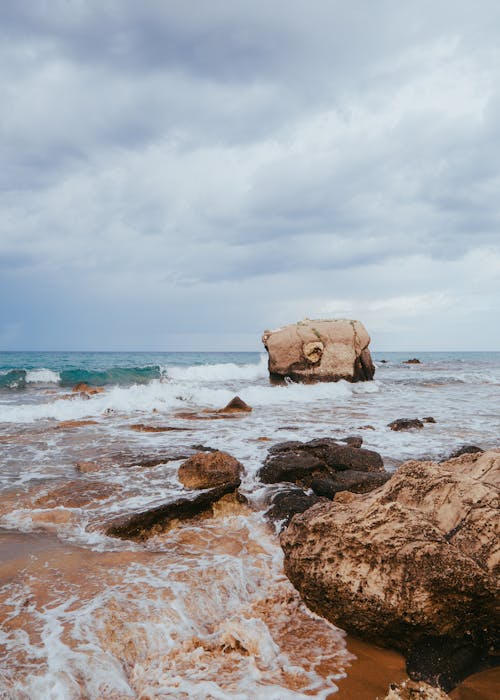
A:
0,351,499,698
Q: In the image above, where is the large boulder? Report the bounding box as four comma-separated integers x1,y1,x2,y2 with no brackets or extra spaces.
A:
281,450,500,691
262,318,375,383
178,450,243,489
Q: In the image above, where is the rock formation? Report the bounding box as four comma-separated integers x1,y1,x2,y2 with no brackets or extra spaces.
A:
262,318,375,383
178,450,243,489
281,450,500,691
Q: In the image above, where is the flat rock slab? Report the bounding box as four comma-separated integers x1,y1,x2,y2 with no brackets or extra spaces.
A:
106,480,241,540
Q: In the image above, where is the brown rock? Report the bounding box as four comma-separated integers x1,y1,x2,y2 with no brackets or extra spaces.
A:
129,424,190,432
217,396,252,413
262,318,375,383
403,358,421,364
72,383,105,395
178,451,244,489
281,450,500,691
55,420,98,429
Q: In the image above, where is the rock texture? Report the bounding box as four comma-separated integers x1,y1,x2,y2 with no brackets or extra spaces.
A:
258,438,385,487
266,487,324,528
178,450,243,489
388,418,425,431
217,396,252,413
262,318,375,383
107,481,241,540
382,680,450,699
281,450,500,691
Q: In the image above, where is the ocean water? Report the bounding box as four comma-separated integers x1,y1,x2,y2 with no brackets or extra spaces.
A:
0,350,499,698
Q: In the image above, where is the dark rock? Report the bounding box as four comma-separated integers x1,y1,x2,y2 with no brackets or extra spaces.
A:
388,418,424,431
406,635,491,693
106,480,241,540
258,451,326,484
358,424,376,430
442,445,484,461
404,358,421,364
178,450,243,489
266,488,323,528
258,439,384,485
310,470,391,498
217,396,252,413
422,417,436,424
190,444,218,453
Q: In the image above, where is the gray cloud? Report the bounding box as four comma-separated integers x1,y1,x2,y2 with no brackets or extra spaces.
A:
1,1,499,349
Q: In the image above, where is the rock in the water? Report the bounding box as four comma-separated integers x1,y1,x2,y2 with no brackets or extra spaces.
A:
281,450,500,691
403,358,421,364
178,450,243,489
388,418,424,431
107,481,241,540
422,417,436,424
442,444,483,461
217,396,252,413
72,383,105,395
258,439,385,486
340,435,363,448
266,488,323,528
262,318,375,383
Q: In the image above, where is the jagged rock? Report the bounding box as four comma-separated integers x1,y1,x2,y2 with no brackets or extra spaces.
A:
106,481,241,540
262,318,375,383
281,450,500,691
258,439,385,486
178,450,243,489
403,358,421,364
217,396,252,413
388,418,424,431
266,488,323,528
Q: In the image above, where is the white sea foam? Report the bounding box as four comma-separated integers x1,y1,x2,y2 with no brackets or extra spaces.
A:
165,354,268,382
25,368,61,384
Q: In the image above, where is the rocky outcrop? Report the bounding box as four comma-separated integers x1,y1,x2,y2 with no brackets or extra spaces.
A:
281,450,500,691
178,450,243,489
258,438,385,486
262,318,375,383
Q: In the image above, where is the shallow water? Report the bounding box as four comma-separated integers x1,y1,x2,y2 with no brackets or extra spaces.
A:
0,351,499,698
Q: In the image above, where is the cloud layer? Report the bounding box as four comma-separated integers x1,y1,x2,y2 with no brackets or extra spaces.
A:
1,1,499,350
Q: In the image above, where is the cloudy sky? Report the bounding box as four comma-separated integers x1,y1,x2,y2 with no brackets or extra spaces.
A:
1,1,499,351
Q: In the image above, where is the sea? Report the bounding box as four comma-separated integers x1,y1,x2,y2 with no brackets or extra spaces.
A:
0,350,499,699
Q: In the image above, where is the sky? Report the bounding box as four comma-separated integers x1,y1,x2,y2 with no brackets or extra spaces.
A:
1,1,499,351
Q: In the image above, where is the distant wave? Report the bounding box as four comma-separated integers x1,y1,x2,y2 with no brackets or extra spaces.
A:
0,365,163,390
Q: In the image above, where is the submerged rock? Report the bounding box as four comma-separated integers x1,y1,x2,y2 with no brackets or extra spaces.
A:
72,383,105,395
106,480,241,540
281,450,500,691
442,444,483,461
388,418,424,431
178,450,244,489
262,318,375,383
403,358,421,364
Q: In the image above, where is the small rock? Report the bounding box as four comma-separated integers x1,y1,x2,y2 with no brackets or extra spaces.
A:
422,417,436,424
217,396,252,413
266,488,323,528
382,679,450,699
72,383,105,395
178,451,243,489
403,358,421,364
358,424,376,430
388,418,424,431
